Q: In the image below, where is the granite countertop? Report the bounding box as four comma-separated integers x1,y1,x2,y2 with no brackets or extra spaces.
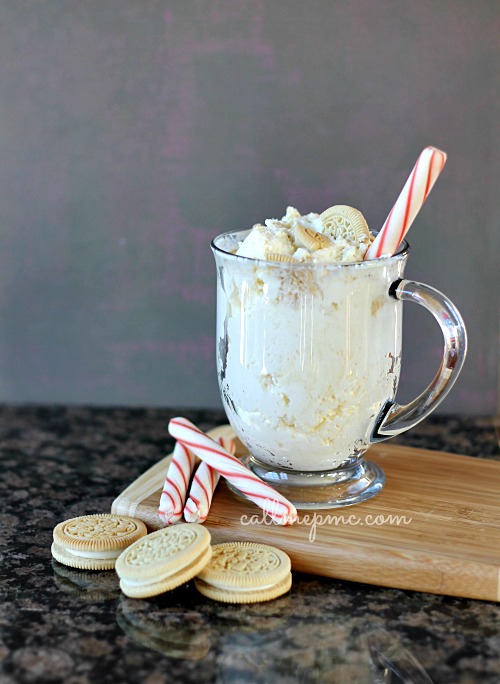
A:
1,405,500,684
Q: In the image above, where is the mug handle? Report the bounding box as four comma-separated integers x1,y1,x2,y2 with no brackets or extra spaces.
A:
372,278,467,441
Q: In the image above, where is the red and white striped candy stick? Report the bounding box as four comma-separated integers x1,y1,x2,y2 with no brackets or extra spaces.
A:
183,436,235,523
169,417,298,525
365,146,447,260
158,440,196,525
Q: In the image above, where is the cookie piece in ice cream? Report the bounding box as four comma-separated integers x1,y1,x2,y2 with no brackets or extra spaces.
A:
294,225,332,251
265,252,297,263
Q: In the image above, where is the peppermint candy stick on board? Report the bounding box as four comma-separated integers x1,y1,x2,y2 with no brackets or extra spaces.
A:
365,146,447,260
183,436,235,523
169,417,298,525
158,440,196,525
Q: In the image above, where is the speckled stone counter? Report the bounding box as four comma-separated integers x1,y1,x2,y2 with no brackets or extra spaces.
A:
1,406,499,684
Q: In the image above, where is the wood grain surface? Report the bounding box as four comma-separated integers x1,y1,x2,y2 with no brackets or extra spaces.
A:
111,426,500,602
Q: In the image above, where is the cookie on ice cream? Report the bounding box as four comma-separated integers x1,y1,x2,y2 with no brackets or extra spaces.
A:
320,204,371,242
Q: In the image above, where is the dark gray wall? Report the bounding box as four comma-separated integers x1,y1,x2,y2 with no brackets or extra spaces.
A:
0,1,498,413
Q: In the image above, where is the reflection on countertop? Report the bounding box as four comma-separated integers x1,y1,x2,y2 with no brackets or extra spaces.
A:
1,405,499,683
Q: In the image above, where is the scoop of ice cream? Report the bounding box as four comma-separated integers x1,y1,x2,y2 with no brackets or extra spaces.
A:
235,207,372,263
235,222,295,260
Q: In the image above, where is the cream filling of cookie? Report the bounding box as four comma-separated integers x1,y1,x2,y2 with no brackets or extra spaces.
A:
65,548,123,560
196,577,281,592
119,550,209,588
119,573,173,589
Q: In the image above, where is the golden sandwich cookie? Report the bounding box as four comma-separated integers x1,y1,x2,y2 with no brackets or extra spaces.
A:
320,204,371,242
194,542,292,604
51,514,147,571
116,523,212,599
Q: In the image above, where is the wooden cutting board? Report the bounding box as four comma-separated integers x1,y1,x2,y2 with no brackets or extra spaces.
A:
111,426,500,603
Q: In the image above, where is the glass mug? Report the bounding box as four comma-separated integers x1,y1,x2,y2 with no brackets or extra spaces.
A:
212,230,467,509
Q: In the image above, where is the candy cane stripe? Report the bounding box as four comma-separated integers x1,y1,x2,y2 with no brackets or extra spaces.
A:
366,146,447,260
400,156,420,241
170,417,297,525
158,439,196,525
184,500,197,514
183,436,234,523
423,148,436,199
377,206,394,257
160,490,176,509
193,474,210,501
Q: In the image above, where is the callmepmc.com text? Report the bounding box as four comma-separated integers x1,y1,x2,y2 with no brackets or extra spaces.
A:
240,511,412,542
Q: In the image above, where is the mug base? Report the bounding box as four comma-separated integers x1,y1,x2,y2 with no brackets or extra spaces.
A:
227,455,385,510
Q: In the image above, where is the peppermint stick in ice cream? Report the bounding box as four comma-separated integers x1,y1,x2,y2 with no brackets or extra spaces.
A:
365,146,447,260
183,436,236,523
158,440,196,525
169,417,298,525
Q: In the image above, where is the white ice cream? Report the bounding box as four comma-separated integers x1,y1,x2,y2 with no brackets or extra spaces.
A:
214,208,404,472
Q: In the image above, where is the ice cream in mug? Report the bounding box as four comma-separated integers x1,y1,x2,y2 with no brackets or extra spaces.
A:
212,188,466,508
214,205,402,473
